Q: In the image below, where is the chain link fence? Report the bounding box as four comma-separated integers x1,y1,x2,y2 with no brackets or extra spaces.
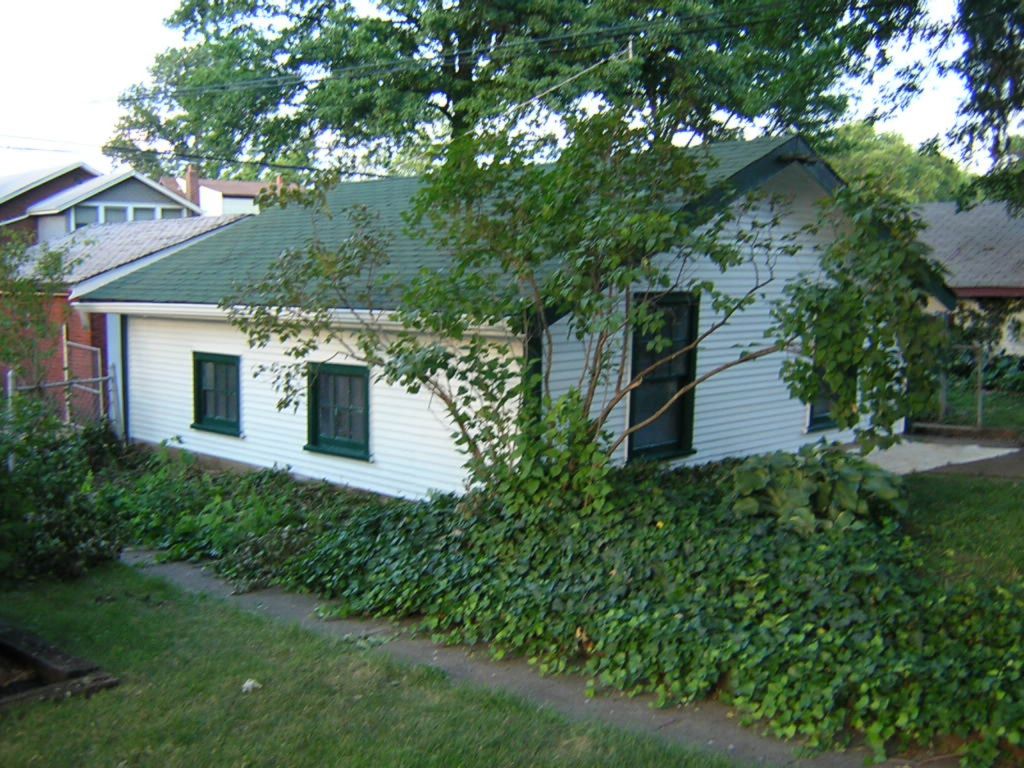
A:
915,342,1024,436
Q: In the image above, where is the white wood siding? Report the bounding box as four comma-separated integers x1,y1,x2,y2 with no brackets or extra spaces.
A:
546,163,855,466
124,316,469,499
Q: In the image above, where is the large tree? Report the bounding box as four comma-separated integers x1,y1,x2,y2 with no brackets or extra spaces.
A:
823,122,971,202
108,1,925,177
950,0,1024,210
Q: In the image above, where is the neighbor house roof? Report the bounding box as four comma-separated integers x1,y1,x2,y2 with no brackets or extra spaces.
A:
26,170,202,215
0,162,101,207
917,202,1024,297
79,135,840,309
27,215,246,285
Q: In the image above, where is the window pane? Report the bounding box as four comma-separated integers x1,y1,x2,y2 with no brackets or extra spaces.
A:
74,206,98,229
350,381,364,410
161,207,183,219
133,207,156,221
104,206,128,223
319,375,334,409
335,408,351,439
350,408,365,442
632,380,684,451
666,305,691,376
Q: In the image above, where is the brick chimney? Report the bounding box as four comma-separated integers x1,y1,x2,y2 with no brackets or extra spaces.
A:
184,164,200,204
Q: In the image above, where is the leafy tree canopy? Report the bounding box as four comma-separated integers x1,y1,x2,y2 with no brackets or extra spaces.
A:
108,0,924,177
822,122,971,203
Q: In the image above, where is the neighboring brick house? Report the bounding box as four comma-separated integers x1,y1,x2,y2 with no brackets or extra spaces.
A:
12,215,246,422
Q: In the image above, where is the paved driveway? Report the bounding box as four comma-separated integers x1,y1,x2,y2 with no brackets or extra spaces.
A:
866,438,1019,475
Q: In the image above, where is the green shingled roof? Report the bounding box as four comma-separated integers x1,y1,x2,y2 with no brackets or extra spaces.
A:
79,134,807,307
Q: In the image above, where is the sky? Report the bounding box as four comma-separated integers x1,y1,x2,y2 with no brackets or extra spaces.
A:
0,0,971,178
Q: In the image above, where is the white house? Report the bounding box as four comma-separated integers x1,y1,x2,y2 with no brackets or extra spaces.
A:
160,166,275,216
76,135,930,500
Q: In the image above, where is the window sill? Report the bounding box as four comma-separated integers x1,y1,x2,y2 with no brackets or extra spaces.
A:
304,443,370,462
191,422,241,437
805,423,838,434
629,447,697,463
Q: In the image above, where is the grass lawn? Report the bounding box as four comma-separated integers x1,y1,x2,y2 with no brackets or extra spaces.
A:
0,564,737,768
925,384,1024,433
904,473,1024,584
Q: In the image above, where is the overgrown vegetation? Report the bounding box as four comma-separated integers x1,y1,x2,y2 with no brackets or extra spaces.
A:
102,445,1024,766
0,399,124,581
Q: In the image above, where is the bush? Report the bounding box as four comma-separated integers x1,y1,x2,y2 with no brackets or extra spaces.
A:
0,398,125,580
114,445,1024,765
727,444,907,534
950,350,1024,394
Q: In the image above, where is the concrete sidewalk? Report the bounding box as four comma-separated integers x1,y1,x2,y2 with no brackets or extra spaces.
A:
123,550,952,768
866,437,1018,475
924,447,1024,479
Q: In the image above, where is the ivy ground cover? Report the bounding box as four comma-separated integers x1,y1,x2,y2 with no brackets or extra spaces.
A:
105,447,1024,766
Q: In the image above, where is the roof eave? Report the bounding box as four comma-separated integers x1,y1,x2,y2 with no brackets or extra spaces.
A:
955,286,1024,299
0,162,101,207
26,171,204,215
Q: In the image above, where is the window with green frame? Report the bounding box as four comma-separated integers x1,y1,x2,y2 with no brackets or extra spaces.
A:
629,293,699,459
192,352,240,435
807,380,838,431
306,363,370,460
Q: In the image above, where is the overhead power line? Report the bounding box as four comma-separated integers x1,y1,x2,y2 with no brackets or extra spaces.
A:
117,0,811,103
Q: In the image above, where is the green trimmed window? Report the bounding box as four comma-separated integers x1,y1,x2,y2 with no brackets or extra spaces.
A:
629,293,699,459
808,382,838,431
306,364,370,460
192,352,240,435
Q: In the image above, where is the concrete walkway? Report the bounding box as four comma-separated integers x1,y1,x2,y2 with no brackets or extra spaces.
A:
865,437,1018,475
123,550,955,768
924,447,1024,479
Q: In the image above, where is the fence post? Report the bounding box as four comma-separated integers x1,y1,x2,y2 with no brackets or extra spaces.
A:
107,363,119,435
975,343,985,429
61,322,71,424
5,368,14,474
938,369,948,421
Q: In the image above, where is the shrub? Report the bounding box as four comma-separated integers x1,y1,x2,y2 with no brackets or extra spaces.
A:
727,444,907,534
950,350,1024,394
115,445,1024,765
0,398,125,580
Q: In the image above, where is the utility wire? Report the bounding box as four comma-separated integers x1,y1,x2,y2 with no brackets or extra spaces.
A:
117,0,810,103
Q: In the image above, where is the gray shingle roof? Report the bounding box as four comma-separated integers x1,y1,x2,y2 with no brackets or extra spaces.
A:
917,202,1024,293
0,163,99,207
79,134,809,308
27,215,246,284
